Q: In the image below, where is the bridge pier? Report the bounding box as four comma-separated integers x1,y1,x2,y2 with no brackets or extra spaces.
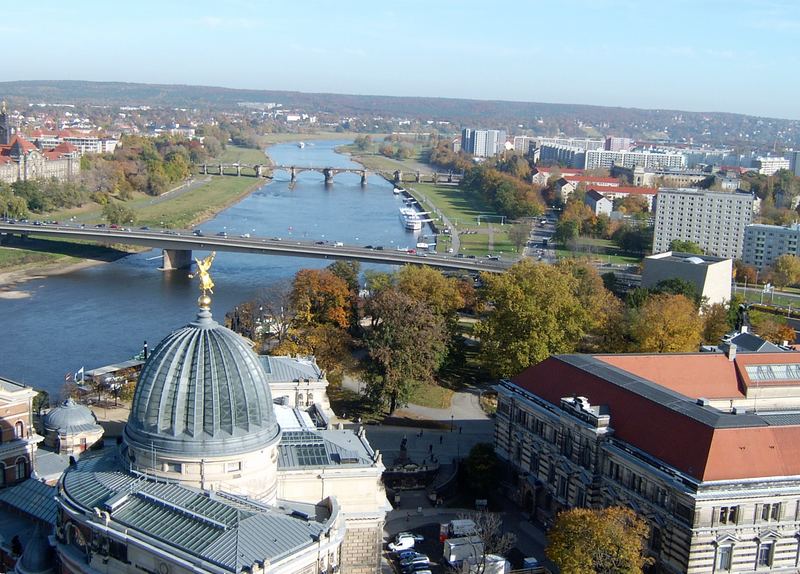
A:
360,170,368,186
201,164,207,175
394,170,402,184
323,168,334,185
255,165,263,177
236,164,241,176
161,249,192,271
290,166,297,183
432,172,439,184
218,165,224,176
416,171,421,183
448,170,453,183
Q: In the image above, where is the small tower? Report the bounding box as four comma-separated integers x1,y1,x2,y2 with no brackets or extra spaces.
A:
0,101,10,145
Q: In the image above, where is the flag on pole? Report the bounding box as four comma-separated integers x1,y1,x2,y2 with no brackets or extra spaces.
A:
75,367,85,383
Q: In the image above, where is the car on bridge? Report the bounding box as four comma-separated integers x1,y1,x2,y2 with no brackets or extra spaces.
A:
216,231,227,237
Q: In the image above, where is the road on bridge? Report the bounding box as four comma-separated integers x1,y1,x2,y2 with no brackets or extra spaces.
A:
0,222,512,273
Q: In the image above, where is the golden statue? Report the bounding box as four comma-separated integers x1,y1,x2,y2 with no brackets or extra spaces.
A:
189,251,216,308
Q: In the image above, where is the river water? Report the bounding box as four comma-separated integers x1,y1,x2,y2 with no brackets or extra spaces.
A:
0,140,426,396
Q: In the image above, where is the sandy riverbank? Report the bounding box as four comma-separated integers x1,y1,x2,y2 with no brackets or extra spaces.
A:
0,257,115,295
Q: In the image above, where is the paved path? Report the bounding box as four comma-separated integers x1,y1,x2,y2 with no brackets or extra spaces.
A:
405,185,460,254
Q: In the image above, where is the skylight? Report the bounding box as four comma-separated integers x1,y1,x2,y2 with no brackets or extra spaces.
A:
745,364,800,382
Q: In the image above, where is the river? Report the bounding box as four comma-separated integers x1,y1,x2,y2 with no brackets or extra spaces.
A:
0,140,428,396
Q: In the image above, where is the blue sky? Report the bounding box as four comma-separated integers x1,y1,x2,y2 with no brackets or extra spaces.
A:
4,0,799,119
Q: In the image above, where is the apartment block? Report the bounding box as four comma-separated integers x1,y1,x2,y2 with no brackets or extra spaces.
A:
653,188,754,259
742,223,800,271
754,156,791,176
585,149,686,171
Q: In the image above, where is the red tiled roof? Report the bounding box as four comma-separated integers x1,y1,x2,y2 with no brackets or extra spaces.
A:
511,353,800,481
596,354,745,399
563,175,620,185
8,135,37,154
50,141,77,154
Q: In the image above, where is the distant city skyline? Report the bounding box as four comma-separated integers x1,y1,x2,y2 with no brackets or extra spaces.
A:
4,0,800,120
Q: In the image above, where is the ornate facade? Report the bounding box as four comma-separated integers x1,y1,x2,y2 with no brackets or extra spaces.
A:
496,351,800,573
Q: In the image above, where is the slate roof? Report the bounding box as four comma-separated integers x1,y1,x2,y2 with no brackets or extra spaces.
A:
259,355,324,382
60,452,333,572
0,479,57,524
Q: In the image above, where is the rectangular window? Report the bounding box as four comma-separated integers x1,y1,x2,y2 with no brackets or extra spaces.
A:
226,461,242,473
761,503,781,522
719,506,738,525
558,476,567,499
757,542,774,567
166,462,182,473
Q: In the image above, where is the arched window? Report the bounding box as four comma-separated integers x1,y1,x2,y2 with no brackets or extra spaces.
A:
15,457,27,481
14,421,24,439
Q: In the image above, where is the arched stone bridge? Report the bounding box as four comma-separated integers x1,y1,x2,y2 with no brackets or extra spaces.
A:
198,163,462,185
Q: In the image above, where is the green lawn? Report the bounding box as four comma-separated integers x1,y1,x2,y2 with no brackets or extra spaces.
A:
0,247,64,268
408,382,455,409
216,145,270,165
260,131,370,144
134,176,261,228
556,237,642,265
411,183,496,227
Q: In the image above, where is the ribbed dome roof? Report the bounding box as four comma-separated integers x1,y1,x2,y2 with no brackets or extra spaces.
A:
124,308,280,457
16,524,55,574
42,398,99,435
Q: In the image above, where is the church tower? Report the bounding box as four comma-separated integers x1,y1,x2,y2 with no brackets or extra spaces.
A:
0,102,10,145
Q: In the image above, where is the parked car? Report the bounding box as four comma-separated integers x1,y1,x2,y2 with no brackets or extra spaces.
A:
395,532,424,543
388,537,415,552
394,550,425,561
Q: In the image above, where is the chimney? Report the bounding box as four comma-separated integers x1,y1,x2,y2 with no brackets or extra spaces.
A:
740,325,748,334
727,343,737,361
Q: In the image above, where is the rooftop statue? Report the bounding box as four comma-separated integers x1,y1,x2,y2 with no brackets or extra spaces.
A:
189,251,216,308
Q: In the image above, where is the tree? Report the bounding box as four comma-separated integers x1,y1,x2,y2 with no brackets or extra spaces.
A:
702,303,733,344
462,443,499,496
629,293,703,352
654,277,700,306
354,135,372,151
733,260,758,284
546,507,654,574
669,239,703,254
364,288,447,412
291,269,351,329
772,254,800,288
33,390,50,417
507,224,530,252
457,511,517,574
475,260,594,378
102,202,137,226
395,265,464,319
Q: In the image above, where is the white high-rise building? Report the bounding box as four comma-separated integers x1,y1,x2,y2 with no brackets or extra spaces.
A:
461,128,506,157
652,188,754,259
585,149,686,171
742,223,800,271
754,156,791,176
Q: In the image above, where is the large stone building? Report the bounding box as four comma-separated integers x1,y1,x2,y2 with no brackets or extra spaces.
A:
496,350,800,573
52,287,389,573
0,376,40,488
652,188,755,259
0,107,79,184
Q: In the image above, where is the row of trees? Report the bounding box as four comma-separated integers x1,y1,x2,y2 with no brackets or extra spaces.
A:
474,259,784,379
460,165,544,219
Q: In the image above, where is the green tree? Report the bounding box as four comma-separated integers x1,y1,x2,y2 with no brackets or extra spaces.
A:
364,288,447,412
475,260,592,378
669,239,703,254
546,507,654,574
702,303,732,344
102,202,137,226
462,443,499,496
507,224,531,252
654,277,700,306
772,254,800,288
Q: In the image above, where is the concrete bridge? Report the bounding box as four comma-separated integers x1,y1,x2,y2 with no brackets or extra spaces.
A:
197,164,462,186
0,223,509,273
